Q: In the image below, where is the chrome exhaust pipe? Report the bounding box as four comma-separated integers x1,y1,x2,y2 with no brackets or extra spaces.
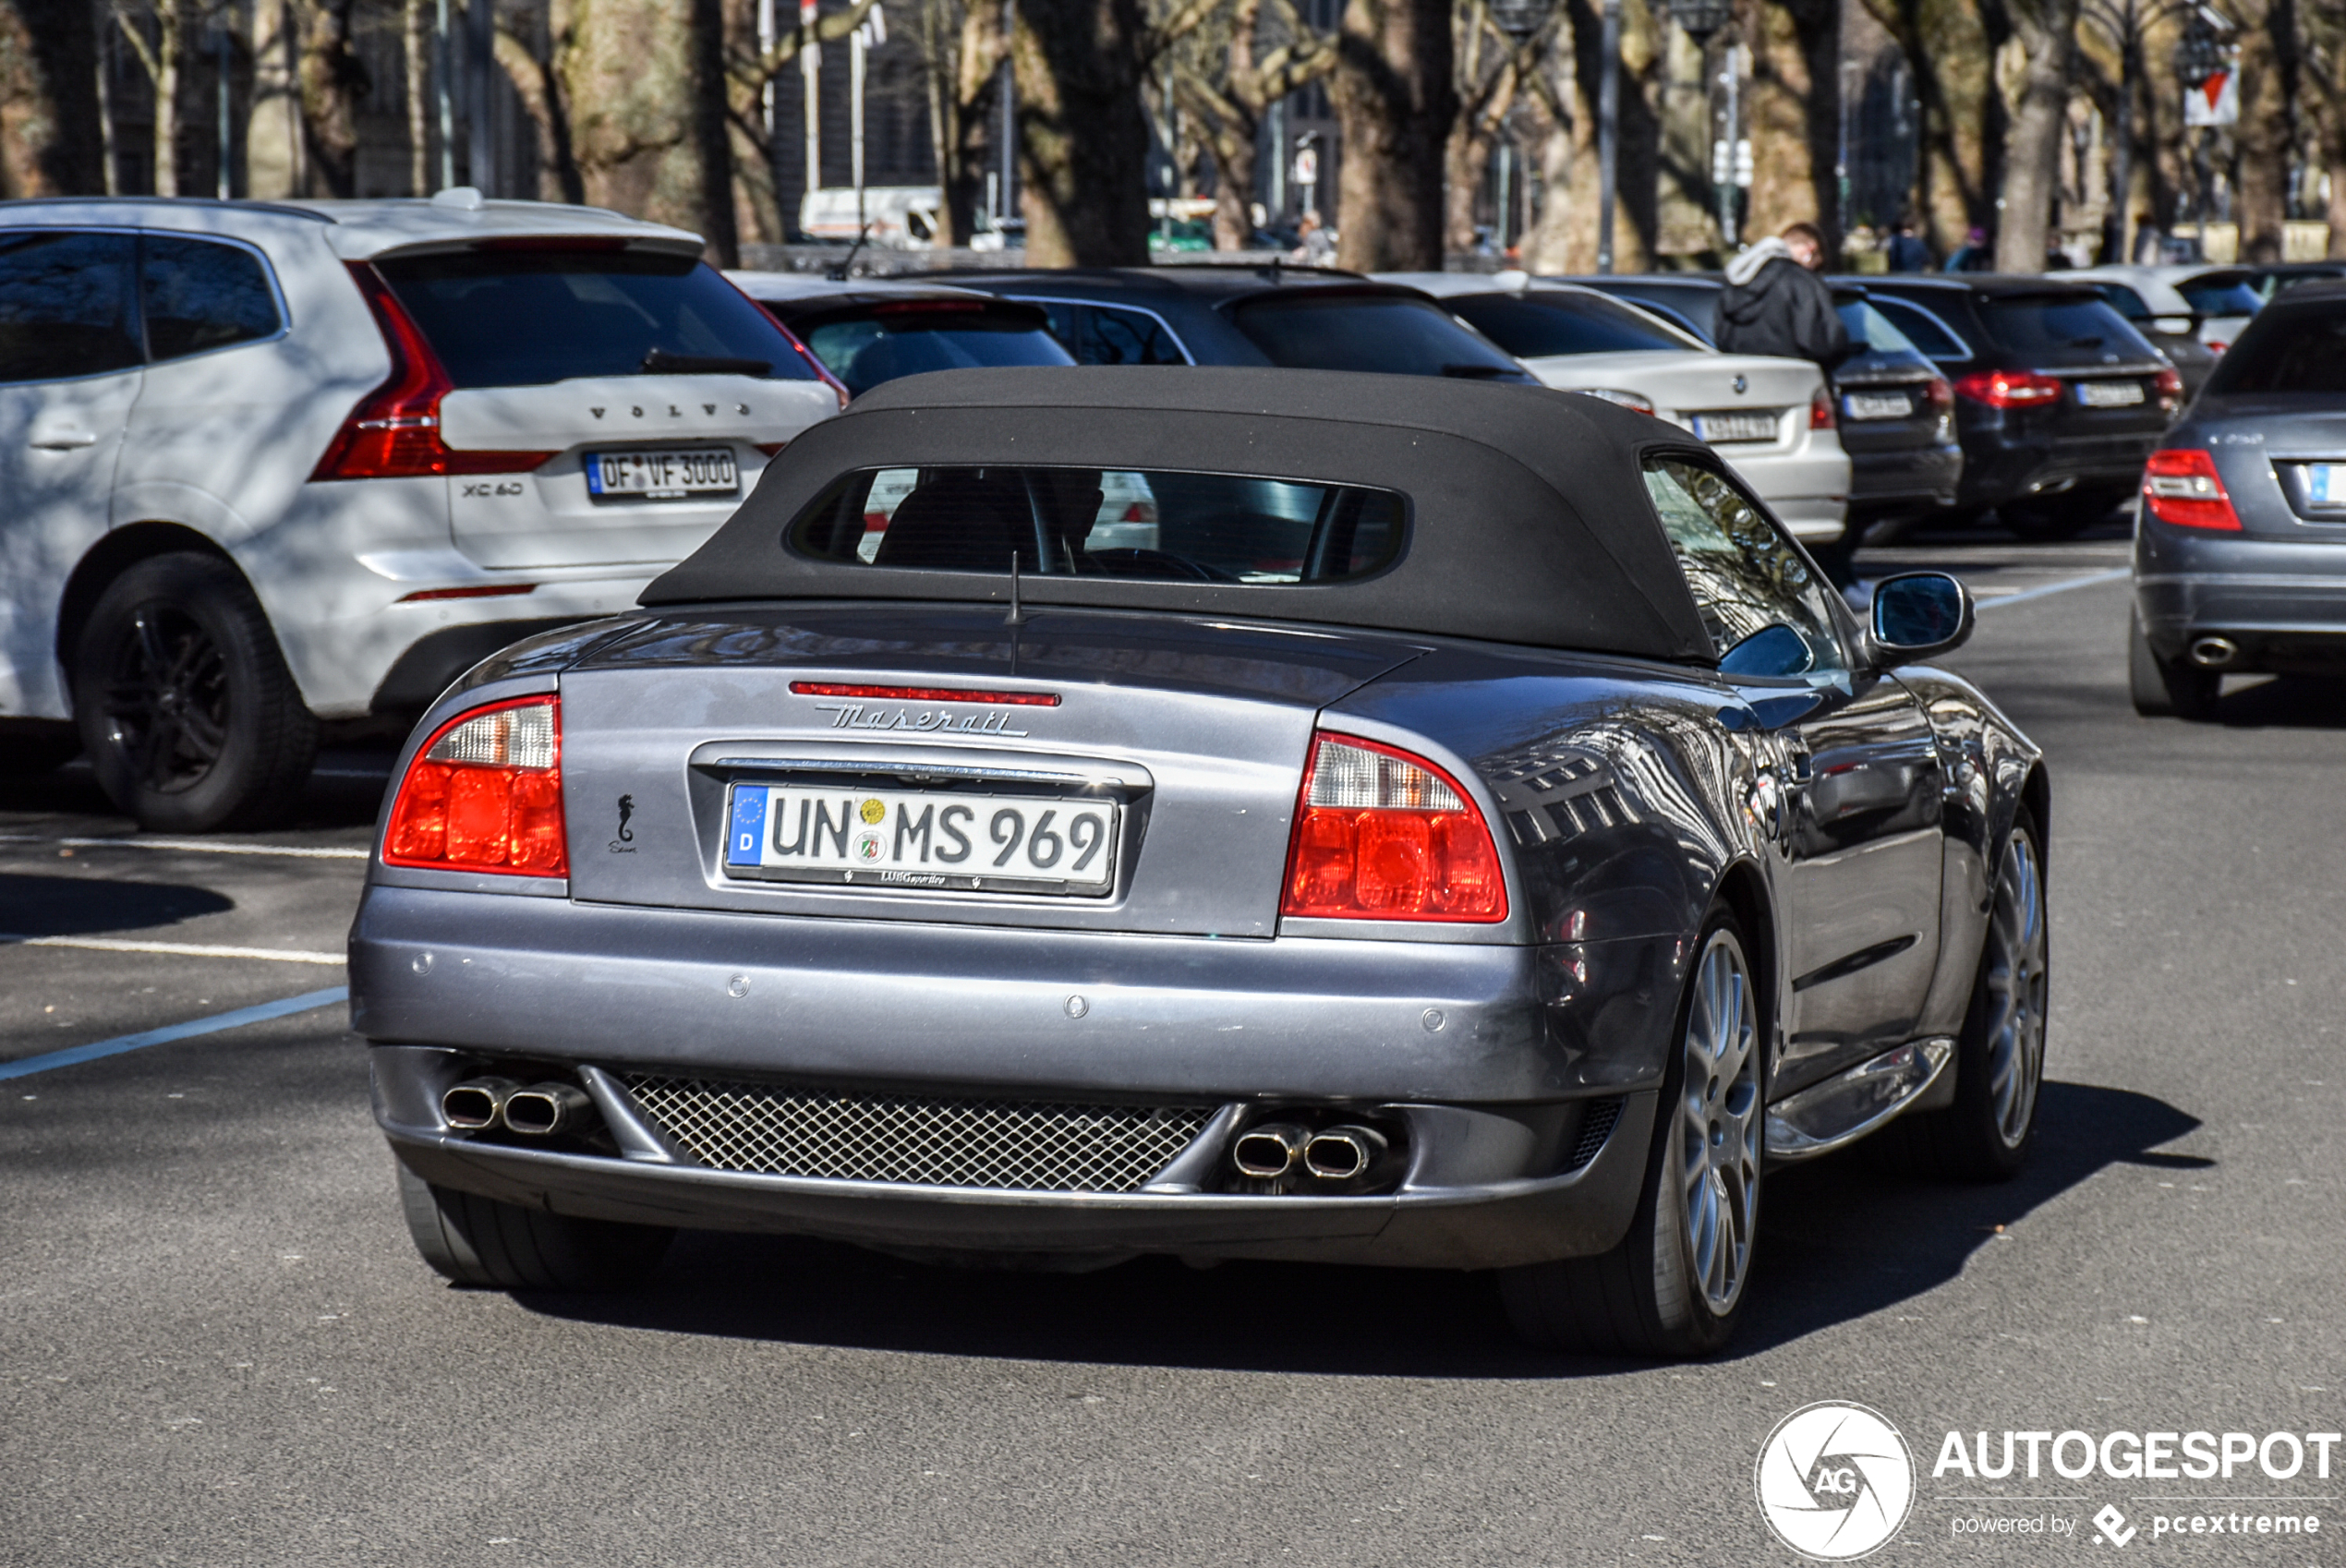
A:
502,1082,594,1137
2188,635,2238,668
1231,1122,1311,1179
441,1077,521,1131
1303,1126,1389,1181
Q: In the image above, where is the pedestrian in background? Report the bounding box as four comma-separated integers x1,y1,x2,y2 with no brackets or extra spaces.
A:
1291,211,1336,266
1944,227,1995,271
1717,221,1850,368
1885,218,1933,272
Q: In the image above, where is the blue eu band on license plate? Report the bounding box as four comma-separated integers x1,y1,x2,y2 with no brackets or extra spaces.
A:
2311,464,2346,505
722,782,1118,896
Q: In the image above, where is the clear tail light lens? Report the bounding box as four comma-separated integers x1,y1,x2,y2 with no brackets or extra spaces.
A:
2141,448,2242,532
312,264,553,480
383,696,568,875
1953,368,2065,408
1809,389,1836,429
1280,734,1506,923
1581,388,1657,415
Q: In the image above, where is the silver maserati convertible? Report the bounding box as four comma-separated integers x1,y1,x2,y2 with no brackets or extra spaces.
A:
351,368,2049,1357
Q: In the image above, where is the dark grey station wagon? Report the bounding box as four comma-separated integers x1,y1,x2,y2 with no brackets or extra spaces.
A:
352,368,2050,1357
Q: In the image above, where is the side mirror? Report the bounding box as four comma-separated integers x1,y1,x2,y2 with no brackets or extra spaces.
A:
1868,572,1974,665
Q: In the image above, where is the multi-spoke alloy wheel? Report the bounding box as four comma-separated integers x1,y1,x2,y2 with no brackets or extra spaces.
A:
71,553,316,832
1501,908,1767,1357
101,603,231,796
1982,829,2048,1150
1677,927,1761,1316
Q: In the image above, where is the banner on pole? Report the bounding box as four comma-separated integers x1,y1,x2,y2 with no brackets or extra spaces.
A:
2184,69,2238,127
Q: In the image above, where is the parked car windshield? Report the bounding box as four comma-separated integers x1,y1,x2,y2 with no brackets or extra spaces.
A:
1226,292,1535,380
1445,290,1706,356
2178,273,2263,318
792,303,1074,395
790,464,1406,584
375,248,820,387
2203,303,2346,394
1977,295,2156,362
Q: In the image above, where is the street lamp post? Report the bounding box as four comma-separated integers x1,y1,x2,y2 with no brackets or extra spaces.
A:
850,5,885,235
1487,0,1557,259
1663,0,1736,252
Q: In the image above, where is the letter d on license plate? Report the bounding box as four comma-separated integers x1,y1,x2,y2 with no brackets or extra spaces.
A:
723,783,1118,895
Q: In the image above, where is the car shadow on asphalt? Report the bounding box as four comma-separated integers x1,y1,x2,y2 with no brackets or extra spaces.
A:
0,871,233,937
2208,676,2346,729
514,1080,2201,1377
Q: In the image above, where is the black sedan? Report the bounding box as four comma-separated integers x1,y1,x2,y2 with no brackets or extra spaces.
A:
352,368,2048,1358
2132,280,2346,718
728,273,1075,396
941,265,1539,381
1855,275,2181,537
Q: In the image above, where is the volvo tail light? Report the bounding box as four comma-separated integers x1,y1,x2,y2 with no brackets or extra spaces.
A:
312,264,553,480
1280,734,1506,923
1809,389,1836,429
1953,369,2064,408
2141,449,2242,532
383,696,567,876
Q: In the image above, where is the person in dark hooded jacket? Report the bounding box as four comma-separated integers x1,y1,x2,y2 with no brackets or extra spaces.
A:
1715,222,1848,368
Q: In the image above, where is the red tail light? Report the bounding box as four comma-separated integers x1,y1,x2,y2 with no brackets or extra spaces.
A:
312,264,553,480
2141,449,2242,532
383,696,567,876
1953,369,2064,408
1809,389,1835,429
1921,376,1953,409
2154,365,2184,414
1280,734,1506,923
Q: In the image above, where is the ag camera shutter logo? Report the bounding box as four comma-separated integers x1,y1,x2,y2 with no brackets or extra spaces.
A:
1755,1402,1916,1560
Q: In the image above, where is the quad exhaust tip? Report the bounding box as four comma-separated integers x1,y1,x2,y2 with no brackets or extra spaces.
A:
1231,1122,1311,1179
441,1076,594,1136
441,1077,520,1131
1302,1126,1388,1181
2188,635,2238,668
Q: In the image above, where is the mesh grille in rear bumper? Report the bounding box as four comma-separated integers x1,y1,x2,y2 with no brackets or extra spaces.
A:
622,1076,1215,1193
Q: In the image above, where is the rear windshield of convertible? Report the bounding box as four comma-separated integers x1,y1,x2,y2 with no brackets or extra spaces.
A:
786,465,1407,585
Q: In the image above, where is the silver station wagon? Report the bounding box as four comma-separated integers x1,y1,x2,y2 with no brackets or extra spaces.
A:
351,368,2050,1357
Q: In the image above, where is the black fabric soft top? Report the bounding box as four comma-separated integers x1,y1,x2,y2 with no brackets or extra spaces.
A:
642,366,1719,663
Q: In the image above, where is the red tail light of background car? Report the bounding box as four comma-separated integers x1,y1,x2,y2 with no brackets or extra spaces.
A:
1281,733,1507,923
2140,449,2242,532
1953,368,2065,409
383,696,568,876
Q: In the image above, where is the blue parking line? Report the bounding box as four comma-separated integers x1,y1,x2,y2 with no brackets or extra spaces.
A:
0,987,348,1082
1977,567,2129,610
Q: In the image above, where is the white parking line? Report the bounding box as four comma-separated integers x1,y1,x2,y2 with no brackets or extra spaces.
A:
1974,567,2130,609
0,986,348,1081
0,834,368,861
0,935,345,965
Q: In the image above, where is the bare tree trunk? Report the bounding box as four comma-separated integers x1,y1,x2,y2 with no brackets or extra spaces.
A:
1330,0,1454,270
491,21,586,201
688,0,737,262
2233,0,2297,264
404,0,429,193
115,0,184,196
931,0,1008,247
1993,0,2074,271
296,0,365,197
1769,0,1844,259
0,0,105,195
1011,0,1153,265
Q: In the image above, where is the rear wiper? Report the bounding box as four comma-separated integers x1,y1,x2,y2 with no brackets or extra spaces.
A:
1440,363,1519,379
639,348,770,376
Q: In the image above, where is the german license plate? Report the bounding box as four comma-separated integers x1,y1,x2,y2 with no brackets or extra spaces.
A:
1694,410,1782,443
586,448,739,501
2076,380,2145,408
2307,463,2346,504
722,783,1118,895
1844,391,1913,421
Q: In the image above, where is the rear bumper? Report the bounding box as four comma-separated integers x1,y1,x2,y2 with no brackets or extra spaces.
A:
1718,447,1851,541
1846,441,1963,519
1954,427,2159,510
350,884,1684,1267
2134,525,2346,669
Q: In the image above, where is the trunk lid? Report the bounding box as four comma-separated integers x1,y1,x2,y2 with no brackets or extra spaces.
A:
439,376,838,570
556,606,1431,936
1526,350,1821,451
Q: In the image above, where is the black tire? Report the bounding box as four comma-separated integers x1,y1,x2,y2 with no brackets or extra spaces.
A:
1873,805,2048,1182
2129,609,2219,719
1501,910,1766,1357
69,552,318,832
396,1160,673,1292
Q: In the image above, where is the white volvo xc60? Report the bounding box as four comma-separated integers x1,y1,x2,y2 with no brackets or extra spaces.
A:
0,190,840,829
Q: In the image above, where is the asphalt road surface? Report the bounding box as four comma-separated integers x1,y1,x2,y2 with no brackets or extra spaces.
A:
4,522,2340,1567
